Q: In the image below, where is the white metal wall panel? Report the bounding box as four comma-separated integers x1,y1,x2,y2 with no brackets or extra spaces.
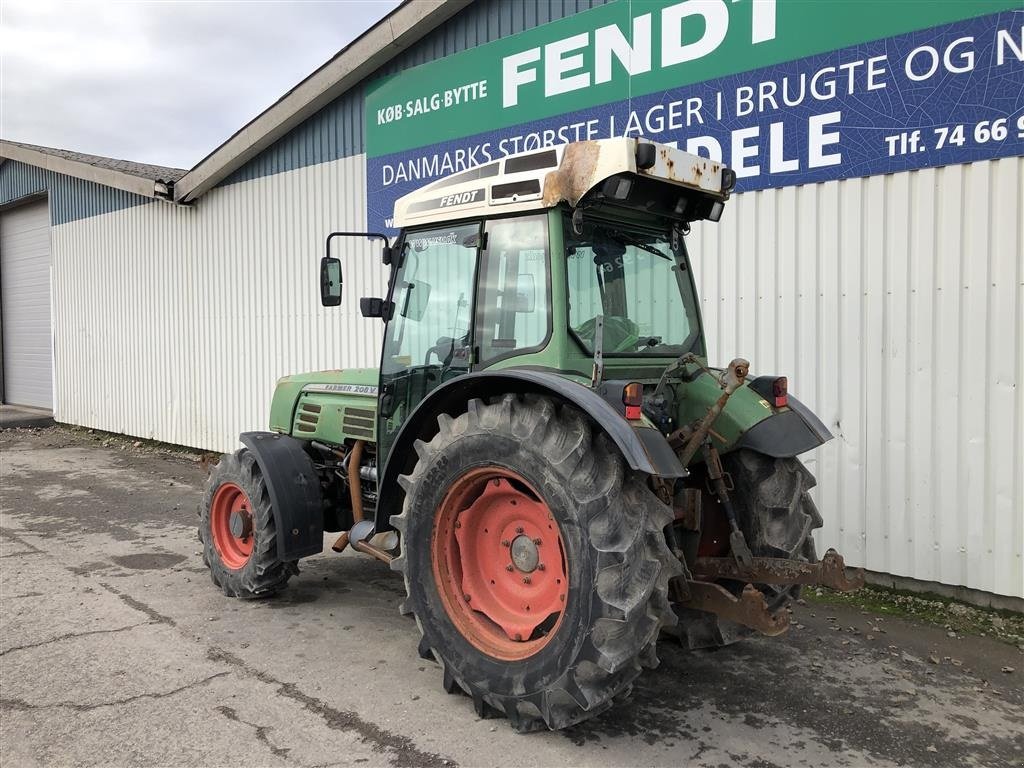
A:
687,156,1023,599
1,198,53,408
49,154,387,453
49,154,1022,598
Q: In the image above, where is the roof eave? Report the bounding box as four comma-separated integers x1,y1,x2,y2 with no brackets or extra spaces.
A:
0,141,165,199
173,0,473,203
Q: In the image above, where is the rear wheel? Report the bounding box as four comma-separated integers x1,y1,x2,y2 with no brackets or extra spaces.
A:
392,395,680,731
676,449,822,649
199,449,297,598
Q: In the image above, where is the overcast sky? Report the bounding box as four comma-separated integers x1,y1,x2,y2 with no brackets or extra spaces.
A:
1,0,402,170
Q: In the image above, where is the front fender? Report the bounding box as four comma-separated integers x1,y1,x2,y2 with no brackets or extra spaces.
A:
240,432,324,560
376,370,686,532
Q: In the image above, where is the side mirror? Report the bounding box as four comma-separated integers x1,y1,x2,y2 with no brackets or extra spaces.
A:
320,257,342,306
360,296,387,318
513,273,536,313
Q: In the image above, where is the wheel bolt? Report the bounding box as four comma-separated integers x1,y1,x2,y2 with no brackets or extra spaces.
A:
538,563,546,571
463,594,471,602
516,527,524,534
454,521,461,529
514,633,522,641
506,564,514,572
533,538,542,546
501,539,510,547
522,576,531,584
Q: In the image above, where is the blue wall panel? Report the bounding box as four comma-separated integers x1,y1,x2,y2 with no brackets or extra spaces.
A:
220,0,611,187
0,160,151,225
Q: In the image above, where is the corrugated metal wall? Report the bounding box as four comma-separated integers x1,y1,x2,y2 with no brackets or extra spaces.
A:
50,155,388,450
688,156,1023,598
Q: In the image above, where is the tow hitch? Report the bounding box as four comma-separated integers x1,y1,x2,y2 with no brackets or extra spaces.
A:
676,549,864,635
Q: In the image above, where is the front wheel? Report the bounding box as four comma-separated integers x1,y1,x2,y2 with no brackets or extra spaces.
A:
199,449,297,597
392,395,680,731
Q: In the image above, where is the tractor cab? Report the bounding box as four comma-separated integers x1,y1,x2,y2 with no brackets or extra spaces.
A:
321,139,738,462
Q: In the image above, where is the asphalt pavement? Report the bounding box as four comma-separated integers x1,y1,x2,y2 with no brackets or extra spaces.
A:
1,426,1021,767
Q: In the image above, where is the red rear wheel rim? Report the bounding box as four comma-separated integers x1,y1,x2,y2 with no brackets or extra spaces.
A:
210,482,255,570
432,467,569,661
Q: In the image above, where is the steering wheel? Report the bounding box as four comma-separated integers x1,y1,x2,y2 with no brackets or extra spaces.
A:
424,335,467,367
575,316,640,352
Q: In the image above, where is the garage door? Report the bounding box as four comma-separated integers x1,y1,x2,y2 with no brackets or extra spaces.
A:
1,199,53,409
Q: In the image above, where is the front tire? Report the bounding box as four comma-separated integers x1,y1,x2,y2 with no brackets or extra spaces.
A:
392,395,680,731
199,449,297,598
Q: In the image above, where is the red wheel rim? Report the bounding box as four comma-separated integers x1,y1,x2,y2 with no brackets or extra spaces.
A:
210,482,255,570
432,467,569,661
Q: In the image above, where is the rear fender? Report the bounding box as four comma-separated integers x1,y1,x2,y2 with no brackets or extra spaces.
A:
376,370,685,532
732,394,832,458
240,432,324,560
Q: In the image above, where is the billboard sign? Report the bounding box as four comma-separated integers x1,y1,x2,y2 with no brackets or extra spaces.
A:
365,0,1024,232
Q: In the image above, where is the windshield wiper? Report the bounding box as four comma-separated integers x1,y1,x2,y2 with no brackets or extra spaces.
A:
606,230,672,262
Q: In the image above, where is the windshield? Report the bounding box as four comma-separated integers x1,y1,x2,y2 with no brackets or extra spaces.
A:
566,215,703,356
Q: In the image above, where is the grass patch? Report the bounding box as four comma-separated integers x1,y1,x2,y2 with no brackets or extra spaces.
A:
806,584,1024,648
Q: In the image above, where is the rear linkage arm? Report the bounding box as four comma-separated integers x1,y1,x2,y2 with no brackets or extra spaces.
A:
691,548,866,592
672,357,756,568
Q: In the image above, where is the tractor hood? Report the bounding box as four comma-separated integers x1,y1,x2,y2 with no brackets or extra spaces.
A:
269,368,379,444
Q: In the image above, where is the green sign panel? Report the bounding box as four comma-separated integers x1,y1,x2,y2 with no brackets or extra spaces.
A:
365,0,1024,231
366,0,1019,158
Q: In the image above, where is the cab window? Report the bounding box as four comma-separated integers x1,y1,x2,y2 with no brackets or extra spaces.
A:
475,215,550,365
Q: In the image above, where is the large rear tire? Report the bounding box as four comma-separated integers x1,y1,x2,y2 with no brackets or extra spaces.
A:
392,395,680,731
675,449,823,649
199,449,297,598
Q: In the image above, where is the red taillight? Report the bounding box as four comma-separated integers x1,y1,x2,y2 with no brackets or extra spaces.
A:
623,382,643,420
772,377,788,407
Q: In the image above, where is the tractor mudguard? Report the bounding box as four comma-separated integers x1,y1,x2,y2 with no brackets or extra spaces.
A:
376,369,686,532
239,432,324,560
732,394,833,458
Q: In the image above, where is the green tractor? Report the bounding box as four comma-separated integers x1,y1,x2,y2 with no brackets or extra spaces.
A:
200,138,862,731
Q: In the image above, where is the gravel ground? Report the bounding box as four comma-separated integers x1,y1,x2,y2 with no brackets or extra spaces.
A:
2,425,1022,768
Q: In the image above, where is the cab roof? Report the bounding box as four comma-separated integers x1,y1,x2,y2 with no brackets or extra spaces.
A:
393,138,735,228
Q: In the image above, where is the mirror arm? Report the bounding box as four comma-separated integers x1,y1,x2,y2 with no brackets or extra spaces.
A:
325,231,391,263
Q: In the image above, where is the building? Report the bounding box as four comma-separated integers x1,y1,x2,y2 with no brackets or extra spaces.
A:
1,0,1021,601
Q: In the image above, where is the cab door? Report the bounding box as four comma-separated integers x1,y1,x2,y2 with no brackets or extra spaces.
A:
377,222,481,461
472,213,552,368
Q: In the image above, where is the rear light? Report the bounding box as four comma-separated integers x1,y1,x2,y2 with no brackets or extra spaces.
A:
623,382,643,420
772,377,788,407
